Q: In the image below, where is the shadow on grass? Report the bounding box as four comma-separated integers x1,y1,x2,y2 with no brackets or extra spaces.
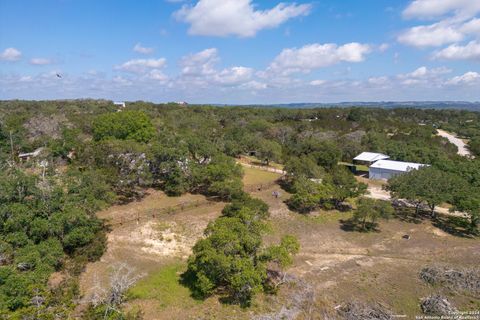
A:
432,215,478,238
339,218,381,233
179,269,207,302
393,207,428,224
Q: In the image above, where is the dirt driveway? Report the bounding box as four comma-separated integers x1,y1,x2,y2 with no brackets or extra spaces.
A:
437,129,473,158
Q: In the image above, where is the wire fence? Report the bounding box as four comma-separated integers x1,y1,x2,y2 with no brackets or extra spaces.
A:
106,198,218,227
237,161,286,175
104,179,283,228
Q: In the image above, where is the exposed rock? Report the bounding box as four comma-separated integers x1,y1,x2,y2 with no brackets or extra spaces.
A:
420,295,457,316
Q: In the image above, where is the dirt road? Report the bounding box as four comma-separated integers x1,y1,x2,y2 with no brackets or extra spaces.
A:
437,129,472,158
237,161,285,174
365,185,468,218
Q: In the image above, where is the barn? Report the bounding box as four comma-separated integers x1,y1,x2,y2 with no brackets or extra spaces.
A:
369,160,426,180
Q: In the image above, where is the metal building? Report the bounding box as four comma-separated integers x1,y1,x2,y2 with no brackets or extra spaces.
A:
369,160,426,180
353,152,390,166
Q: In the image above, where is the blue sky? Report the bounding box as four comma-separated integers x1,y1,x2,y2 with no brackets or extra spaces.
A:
0,0,479,103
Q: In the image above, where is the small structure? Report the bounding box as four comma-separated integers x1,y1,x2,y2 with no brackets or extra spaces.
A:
18,147,45,162
353,152,390,166
114,101,126,108
369,160,426,180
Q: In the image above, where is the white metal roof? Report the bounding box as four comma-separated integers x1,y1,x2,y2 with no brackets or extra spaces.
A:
353,152,390,162
369,160,426,172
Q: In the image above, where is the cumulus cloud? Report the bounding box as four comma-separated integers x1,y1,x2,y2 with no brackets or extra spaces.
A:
399,1,480,49
133,43,154,54
174,0,311,37
178,48,254,87
445,71,480,85
433,40,480,60
367,76,390,86
310,80,326,86
146,69,169,82
30,58,52,65
403,0,480,19
180,48,218,77
213,66,254,85
267,42,371,75
0,47,22,61
241,80,267,90
115,58,167,73
397,66,451,85
398,22,464,47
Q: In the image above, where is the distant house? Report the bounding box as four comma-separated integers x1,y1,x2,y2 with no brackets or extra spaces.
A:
369,160,427,180
353,152,390,167
114,101,126,108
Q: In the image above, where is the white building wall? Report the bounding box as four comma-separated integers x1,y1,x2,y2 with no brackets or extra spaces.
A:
369,167,405,180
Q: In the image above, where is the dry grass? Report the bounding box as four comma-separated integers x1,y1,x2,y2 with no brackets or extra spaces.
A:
242,166,282,186
79,166,480,319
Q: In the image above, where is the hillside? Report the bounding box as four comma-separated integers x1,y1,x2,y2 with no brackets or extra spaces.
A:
0,100,479,319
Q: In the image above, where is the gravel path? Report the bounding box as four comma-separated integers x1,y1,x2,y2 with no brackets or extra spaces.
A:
437,129,473,158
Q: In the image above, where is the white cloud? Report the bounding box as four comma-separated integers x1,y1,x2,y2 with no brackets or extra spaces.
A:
115,58,167,73
241,80,267,90
0,47,22,61
397,66,451,86
178,48,254,87
433,40,480,60
378,43,390,52
30,58,52,65
309,80,326,86
399,1,480,50
133,43,154,54
460,18,480,34
267,42,371,75
174,0,311,37
180,48,218,77
397,22,464,47
146,69,169,82
403,0,480,19
214,66,254,85
367,76,389,86
445,71,480,85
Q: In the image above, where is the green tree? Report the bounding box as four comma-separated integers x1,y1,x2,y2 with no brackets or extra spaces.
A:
286,177,333,213
184,197,299,305
353,198,393,231
388,166,462,217
452,187,480,232
284,155,325,182
256,139,282,166
329,167,367,208
92,110,155,143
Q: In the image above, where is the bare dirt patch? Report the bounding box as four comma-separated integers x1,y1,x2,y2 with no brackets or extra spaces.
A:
79,190,225,306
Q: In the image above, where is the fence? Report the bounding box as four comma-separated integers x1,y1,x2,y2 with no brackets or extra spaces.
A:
106,198,218,227
105,180,282,228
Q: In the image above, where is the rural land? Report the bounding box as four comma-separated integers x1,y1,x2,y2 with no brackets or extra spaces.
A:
0,100,479,319
2,0,480,319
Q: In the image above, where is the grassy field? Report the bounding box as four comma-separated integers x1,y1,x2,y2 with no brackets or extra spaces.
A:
80,165,480,319
127,262,196,309
242,166,282,186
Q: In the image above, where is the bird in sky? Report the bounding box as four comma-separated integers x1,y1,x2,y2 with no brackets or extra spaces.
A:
56,73,62,78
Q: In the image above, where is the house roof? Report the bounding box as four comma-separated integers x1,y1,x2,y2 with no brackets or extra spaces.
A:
353,152,390,162
369,160,426,172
